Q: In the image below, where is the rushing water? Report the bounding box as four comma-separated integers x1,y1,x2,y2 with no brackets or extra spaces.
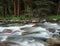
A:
0,22,60,46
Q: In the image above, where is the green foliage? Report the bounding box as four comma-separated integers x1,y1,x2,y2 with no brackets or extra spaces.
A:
32,0,56,18
47,15,60,19
34,1,55,6
0,14,33,20
0,0,59,19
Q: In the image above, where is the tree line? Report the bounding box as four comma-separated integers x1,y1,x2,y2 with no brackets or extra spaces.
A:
0,0,60,18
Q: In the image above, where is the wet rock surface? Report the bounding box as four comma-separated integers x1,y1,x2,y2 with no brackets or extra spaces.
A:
0,19,60,25
47,28,55,33
3,29,12,33
46,37,60,46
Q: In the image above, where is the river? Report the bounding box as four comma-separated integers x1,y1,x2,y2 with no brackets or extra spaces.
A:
0,22,60,46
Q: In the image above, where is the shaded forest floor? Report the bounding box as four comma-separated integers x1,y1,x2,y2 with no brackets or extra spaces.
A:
0,15,60,20
47,15,60,19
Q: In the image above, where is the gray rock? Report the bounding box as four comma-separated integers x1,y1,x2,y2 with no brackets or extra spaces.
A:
46,37,60,46
3,29,12,33
47,28,55,33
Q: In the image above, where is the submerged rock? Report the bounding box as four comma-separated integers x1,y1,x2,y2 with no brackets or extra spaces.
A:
3,29,12,33
22,32,27,35
0,40,20,46
0,43,7,46
47,28,55,33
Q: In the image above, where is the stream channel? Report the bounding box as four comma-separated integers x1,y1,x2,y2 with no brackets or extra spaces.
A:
0,22,60,46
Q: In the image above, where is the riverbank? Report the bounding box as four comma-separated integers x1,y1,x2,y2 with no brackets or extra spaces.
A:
0,15,60,24
0,18,60,25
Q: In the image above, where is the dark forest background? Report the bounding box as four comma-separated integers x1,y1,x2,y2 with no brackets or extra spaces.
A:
0,0,60,19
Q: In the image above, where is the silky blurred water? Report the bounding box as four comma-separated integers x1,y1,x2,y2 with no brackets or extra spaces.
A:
0,22,60,46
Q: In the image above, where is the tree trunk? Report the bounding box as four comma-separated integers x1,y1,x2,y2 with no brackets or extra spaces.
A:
18,0,20,16
57,1,60,15
3,0,7,16
14,0,16,17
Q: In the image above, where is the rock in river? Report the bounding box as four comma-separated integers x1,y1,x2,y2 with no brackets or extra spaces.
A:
46,37,60,46
3,29,12,33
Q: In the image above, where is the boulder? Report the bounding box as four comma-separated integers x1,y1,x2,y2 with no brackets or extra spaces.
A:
3,29,12,33
46,37,60,46
22,32,27,35
0,43,7,46
32,20,36,23
47,28,55,33
0,40,20,46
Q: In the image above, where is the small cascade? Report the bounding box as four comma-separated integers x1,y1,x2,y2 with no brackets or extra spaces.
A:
0,23,60,46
